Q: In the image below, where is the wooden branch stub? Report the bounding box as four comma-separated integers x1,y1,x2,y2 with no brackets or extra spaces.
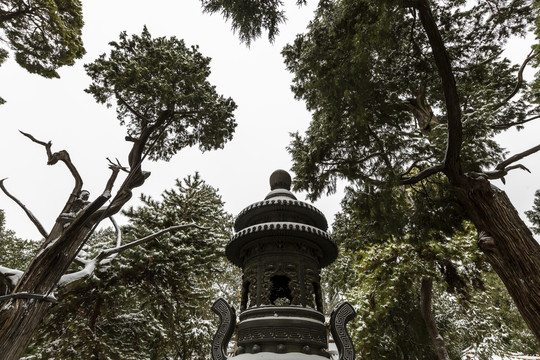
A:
495,143,540,171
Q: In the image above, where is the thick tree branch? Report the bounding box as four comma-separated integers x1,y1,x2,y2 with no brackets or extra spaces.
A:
405,0,463,183
468,164,530,184
465,144,540,184
20,131,83,214
0,179,48,238
91,111,174,221
57,223,208,288
401,164,444,185
44,193,112,256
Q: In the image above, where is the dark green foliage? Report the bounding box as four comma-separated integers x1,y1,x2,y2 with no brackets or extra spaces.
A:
0,0,84,78
285,0,532,201
23,174,238,359
281,2,540,353
325,214,539,359
85,27,237,161
200,0,307,44
525,190,540,234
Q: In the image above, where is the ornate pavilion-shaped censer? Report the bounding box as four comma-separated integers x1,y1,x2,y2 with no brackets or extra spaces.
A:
211,170,356,360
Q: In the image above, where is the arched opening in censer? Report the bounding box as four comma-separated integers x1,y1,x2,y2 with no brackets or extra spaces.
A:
269,275,292,306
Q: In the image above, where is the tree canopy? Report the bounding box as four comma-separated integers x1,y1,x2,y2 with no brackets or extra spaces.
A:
85,26,237,162
285,0,531,198
205,0,540,346
0,27,238,360
0,0,85,103
200,0,306,44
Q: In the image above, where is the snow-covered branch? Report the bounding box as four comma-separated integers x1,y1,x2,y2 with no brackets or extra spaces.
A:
0,179,49,238
58,223,208,288
0,266,24,291
98,223,209,259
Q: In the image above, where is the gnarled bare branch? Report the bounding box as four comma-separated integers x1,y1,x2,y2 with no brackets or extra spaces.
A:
469,164,530,184
0,179,48,238
491,114,540,131
467,144,540,184
104,158,128,194
501,49,537,105
495,143,540,171
19,131,83,215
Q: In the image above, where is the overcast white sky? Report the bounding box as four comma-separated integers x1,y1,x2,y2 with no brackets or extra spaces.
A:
0,0,538,241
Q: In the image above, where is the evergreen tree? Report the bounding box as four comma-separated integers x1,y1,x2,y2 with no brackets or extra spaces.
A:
204,0,540,342
202,1,540,340
0,28,237,359
23,174,238,360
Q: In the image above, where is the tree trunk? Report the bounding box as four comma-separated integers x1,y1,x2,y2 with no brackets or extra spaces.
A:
420,278,451,360
407,0,540,343
453,177,540,343
0,227,94,360
0,191,112,359
0,135,147,358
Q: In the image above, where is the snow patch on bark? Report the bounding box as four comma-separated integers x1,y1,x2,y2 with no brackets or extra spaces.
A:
0,266,23,286
57,260,97,287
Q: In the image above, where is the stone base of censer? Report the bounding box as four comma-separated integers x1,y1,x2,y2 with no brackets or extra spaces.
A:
236,306,328,357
